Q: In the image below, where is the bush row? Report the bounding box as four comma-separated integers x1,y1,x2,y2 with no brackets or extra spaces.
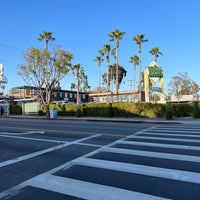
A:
10,102,200,119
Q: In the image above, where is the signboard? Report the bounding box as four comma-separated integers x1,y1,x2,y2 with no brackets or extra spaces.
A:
24,102,39,113
150,87,162,92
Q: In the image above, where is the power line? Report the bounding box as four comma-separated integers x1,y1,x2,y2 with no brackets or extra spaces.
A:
0,43,23,52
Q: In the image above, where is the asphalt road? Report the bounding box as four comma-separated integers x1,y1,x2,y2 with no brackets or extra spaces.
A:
0,118,200,199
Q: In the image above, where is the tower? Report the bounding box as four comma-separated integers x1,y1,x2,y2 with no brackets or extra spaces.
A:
143,61,164,103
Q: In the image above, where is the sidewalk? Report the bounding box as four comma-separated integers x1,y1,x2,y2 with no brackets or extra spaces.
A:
6,115,200,124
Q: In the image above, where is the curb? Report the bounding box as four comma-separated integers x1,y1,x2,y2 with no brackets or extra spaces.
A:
6,115,182,124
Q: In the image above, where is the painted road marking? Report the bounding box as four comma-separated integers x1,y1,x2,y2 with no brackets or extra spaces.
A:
119,140,200,150
140,132,200,138
0,131,45,135
0,134,101,168
0,133,67,143
128,135,200,143
72,157,200,184
26,174,169,200
101,147,200,163
0,125,126,137
144,129,200,134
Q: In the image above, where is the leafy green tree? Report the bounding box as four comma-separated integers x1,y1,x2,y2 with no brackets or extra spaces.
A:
108,29,125,101
91,86,107,93
149,47,163,62
18,32,73,117
168,72,200,96
102,64,127,90
133,34,148,101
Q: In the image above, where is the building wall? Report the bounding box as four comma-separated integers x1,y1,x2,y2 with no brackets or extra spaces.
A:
9,86,89,103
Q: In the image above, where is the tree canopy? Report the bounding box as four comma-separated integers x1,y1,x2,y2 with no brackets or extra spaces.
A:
168,72,199,96
102,64,127,90
18,31,73,117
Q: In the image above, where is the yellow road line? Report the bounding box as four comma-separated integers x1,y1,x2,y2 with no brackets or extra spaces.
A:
0,125,125,137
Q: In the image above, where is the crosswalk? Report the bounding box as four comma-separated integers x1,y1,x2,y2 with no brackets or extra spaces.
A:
2,124,200,200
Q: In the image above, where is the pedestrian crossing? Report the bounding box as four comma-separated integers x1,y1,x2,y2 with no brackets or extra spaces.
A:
2,124,200,200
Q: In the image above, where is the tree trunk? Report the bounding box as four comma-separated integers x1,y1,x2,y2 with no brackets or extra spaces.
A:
116,46,119,102
46,104,50,118
106,59,109,102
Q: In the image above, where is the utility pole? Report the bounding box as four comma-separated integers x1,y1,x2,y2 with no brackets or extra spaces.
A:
128,80,133,102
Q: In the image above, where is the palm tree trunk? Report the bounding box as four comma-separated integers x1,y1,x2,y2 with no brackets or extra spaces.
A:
138,53,141,102
116,46,119,102
134,65,136,102
77,69,80,104
106,61,109,102
98,63,101,103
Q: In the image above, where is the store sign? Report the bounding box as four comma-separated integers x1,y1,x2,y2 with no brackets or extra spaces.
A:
150,87,162,92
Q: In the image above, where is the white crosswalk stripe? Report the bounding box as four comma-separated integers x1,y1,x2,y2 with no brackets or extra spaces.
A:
26,174,169,200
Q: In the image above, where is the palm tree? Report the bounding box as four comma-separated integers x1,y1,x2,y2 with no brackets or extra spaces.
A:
72,64,81,104
133,34,148,101
99,44,111,102
108,29,125,102
129,55,139,101
37,31,56,117
94,56,104,102
38,31,55,50
149,47,163,62
108,64,127,89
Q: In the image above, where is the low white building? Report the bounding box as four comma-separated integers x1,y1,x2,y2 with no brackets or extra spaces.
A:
170,94,200,103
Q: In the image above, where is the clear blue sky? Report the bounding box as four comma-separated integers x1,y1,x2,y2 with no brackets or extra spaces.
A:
0,0,200,94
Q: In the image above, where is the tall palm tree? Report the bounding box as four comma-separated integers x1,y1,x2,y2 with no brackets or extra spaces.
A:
99,44,111,102
38,31,55,50
37,31,55,117
133,34,148,101
108,29,125,102
129,55,139,101
72,64,81,104
149,47,163,62
94,56,104,102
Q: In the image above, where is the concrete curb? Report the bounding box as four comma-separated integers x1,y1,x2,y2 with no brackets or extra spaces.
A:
6,115,183,124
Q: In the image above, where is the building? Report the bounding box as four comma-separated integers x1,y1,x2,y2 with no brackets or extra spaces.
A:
9,86,89,103
89,90,145,103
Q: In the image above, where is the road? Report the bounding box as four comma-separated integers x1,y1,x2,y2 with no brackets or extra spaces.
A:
0,118,200,199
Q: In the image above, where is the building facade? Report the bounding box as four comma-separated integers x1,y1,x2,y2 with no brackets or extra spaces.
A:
9,86,89,103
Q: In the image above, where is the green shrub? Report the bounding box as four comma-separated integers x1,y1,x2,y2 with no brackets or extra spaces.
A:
172,103,193,117
193,102,200,118
76,106,82,117
165,103,173,120
10,102,196,119
10,104,22,115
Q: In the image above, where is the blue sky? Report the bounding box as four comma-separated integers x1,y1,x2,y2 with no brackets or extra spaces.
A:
0,0,200,94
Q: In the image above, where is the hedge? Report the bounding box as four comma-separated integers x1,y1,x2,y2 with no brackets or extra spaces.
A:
9,102,200,119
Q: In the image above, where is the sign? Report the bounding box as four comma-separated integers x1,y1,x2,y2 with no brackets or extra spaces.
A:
150,87,162,92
